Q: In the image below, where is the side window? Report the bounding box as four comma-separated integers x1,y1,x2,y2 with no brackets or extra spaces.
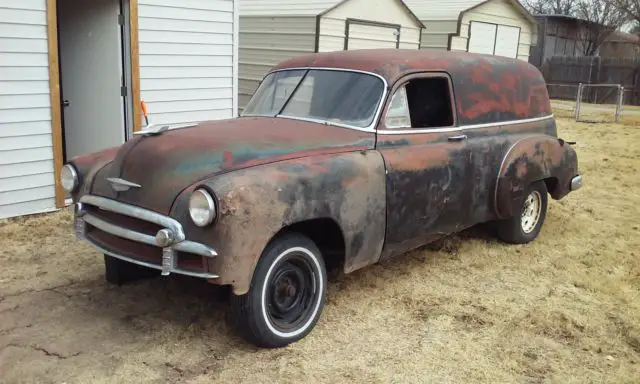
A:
385,86,411,128
385,77,455,129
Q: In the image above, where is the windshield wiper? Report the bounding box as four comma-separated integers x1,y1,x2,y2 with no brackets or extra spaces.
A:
275,69,309,117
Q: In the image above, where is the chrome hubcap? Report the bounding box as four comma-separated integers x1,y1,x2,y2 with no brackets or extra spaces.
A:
521,191,542,233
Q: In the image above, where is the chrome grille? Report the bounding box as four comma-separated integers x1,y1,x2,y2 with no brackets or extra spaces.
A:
76,195,218,279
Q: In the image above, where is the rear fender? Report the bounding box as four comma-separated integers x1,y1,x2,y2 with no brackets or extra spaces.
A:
494,135,578,218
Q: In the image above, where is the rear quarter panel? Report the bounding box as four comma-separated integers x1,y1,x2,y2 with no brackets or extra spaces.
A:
170,150,387,295
495,133,579,218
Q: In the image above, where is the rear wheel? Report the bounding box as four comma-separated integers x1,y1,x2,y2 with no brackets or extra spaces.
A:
496,180,548,244
104,254,159,285
230,233,327,348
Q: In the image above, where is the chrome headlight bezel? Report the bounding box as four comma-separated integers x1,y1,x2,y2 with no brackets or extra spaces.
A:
61,164,79,193
188,188,216,227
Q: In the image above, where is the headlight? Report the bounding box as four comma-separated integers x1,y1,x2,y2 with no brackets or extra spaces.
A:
189,188,216,227
60,164,79,193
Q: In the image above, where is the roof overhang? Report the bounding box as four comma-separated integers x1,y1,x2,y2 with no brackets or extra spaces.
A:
320,0,426,29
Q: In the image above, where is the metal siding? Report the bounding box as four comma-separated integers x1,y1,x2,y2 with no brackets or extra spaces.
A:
318,17,345,52
347,23,398,50
418,20,457,50
404,0,483,20
419,32,450,50
238,16,316,109
399,27,421,49
0,0,56,219
138,0,237,124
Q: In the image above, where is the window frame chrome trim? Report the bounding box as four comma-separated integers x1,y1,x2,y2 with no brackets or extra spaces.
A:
242,67,389,133
377,114,555,135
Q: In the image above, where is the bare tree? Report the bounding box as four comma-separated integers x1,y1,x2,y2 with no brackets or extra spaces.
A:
574,0,629,55
523,0,575,15
606,0,640,28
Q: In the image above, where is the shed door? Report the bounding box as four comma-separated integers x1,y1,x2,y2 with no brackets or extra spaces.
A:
468,22,497,55
494,25,520,58
346,20,399,50
468,21,520,58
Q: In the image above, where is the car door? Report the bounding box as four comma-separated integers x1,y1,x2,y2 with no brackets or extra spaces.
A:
376,72,475,259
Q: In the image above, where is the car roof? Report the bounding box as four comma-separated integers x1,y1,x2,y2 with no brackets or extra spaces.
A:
272,49,552,126
272,49,536,85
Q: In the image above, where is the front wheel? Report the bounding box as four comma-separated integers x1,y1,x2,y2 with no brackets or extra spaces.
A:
496,180,548,244
230,233,327,348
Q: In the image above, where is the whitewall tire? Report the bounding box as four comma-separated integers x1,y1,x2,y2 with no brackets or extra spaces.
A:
230,233,327,348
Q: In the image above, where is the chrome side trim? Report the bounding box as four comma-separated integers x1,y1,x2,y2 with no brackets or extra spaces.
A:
461,114,555,130
84,213,156,246
243,67,389,133
80,195,185,241
273,115,375,133
377,115,555,135
86,237,219,279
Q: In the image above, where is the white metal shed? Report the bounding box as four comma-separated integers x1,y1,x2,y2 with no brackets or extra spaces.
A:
404,0,538,61
238,0,424,109
0,0,239,219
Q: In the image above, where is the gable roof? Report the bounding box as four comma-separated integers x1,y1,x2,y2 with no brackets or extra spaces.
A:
240,0,424,27
404,0,536,26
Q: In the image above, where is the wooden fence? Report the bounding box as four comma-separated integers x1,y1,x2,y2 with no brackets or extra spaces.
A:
541,56,640,105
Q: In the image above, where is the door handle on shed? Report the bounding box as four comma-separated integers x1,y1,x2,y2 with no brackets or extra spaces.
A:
448,134,467,141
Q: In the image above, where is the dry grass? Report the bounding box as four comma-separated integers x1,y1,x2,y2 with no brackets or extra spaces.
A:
1,107,639,383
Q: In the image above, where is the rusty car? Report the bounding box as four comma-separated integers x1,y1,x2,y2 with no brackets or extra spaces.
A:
63,49,582,348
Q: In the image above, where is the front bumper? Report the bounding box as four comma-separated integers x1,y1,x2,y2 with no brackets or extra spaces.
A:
74,195,218,279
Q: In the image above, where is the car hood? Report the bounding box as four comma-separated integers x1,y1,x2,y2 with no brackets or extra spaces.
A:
89,116,374,214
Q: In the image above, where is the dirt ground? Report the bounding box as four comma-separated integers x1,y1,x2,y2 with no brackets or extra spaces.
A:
1,105,639,384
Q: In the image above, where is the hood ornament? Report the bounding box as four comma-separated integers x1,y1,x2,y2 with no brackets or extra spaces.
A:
133,100,197,137
107,177,142,192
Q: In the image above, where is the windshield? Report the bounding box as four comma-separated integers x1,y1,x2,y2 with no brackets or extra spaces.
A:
243,69,385,128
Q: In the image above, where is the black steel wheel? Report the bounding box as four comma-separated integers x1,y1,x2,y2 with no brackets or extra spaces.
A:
230,233,327,348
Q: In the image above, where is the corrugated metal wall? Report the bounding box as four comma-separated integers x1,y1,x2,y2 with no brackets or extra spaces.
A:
138,0,237,124
0,0,57,219
238,16,316,110
238,0,423,109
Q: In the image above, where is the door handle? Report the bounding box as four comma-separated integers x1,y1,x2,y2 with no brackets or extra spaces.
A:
448,134,467,142
63,99,70,108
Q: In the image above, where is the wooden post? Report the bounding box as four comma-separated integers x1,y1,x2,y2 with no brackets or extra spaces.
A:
46,0,65,208
130,0,141,132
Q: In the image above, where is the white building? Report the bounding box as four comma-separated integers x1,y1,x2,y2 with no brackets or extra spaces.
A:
238,0,424,109
0,0,239,219
404,0,538,61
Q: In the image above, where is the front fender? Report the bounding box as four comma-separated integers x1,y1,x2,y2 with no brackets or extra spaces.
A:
494,135,578,218
171,150,387,295
68,146,120,202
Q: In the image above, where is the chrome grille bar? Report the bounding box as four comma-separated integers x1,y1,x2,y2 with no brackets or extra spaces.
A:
76,194,218,279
